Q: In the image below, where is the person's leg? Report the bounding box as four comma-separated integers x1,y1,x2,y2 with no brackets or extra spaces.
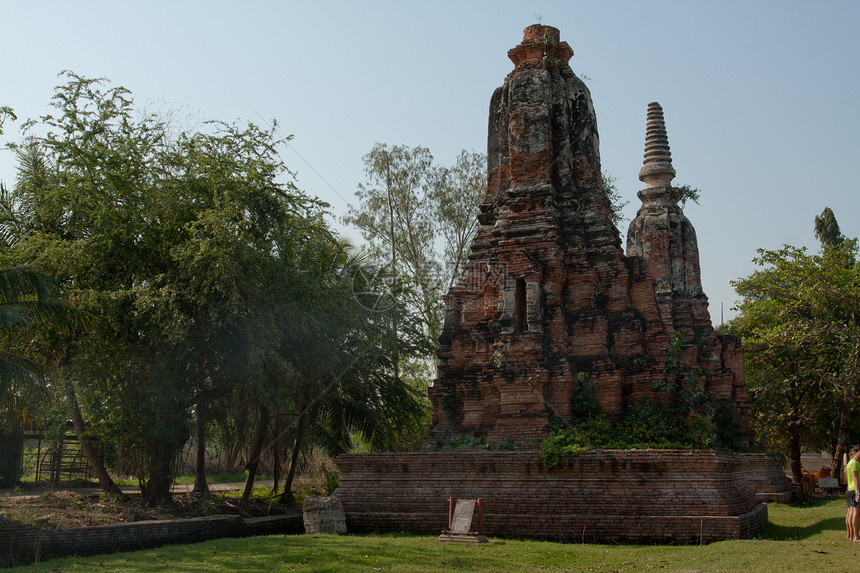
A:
850,507,857,540
851,507,860,541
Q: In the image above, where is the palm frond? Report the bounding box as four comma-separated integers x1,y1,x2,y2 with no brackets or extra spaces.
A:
0,348,45,394
0,265,89,332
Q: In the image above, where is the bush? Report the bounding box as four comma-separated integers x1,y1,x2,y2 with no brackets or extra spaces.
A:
540,428,590,469
539,337,752,468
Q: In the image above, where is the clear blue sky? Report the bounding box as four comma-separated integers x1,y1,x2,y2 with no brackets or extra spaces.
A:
2,1,858,323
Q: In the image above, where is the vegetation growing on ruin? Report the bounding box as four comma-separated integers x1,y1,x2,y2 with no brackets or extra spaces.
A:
540,334,751,468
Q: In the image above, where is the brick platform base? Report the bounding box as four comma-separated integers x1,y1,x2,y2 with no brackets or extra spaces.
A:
335,450,767,544
738,452,794,503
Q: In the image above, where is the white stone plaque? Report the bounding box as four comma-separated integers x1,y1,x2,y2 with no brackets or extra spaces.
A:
449,499,476,534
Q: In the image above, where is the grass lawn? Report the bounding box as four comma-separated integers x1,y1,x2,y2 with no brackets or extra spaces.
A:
11,498,860,572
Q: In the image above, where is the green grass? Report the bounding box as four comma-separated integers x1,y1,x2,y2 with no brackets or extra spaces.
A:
172,472,270,486
11,498,860,572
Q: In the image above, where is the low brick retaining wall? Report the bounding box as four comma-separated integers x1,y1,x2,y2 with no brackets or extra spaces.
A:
335,450,767,544
0,513,302,567
739,452,794,503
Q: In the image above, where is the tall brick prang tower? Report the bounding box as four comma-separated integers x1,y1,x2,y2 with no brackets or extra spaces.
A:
428,25,749,445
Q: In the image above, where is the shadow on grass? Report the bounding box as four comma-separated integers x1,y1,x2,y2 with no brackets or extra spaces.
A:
760,516,844,541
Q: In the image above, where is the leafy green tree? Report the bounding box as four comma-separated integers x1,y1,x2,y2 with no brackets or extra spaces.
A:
814,206,845,248
7,75,437,506
601,172,628,228
2,111,95,482
237,236,434,505
674,184,701,206
431,150,487,289
5,73,186,500
5,73,328,504
344,143,488,341
730,211,859,484
811,207,858,481
344,143,440,338
343,144,486,459
150,119,330,499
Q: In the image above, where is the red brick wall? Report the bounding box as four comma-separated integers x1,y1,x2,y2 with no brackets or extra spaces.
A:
335,450,767,544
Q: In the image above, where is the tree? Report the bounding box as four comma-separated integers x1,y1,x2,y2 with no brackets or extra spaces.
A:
814,206,846,248
431,150,487,289
7,75,436,506
5,73,327,504
2,108,97,478
146,119,330,501
674,184,701,207
812,207,858,481
6,73,197,503
0,106,15,136
343,144,486,455
237,236,434,505
730,210,860,484
344,143,487,342
344,143,440,337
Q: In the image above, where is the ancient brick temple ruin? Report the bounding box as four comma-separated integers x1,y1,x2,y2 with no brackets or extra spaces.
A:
427,25,749,443
335,25,766,543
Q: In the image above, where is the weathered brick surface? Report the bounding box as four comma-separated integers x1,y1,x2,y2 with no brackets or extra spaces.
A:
428,25,750,445
740,452,794,503
0,514,302,567
335,450,767,543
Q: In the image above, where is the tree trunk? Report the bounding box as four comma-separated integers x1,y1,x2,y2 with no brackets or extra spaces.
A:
63,379,127,499
192,399,209,496
789,420,803,485
143,444,175,507
224,443,239,471
240,405,270,509
284,410,309,500
270,413,284,501
833,396,850,485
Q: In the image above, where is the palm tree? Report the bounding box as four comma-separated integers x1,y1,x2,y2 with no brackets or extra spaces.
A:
0,263,76,491
0,265,67,396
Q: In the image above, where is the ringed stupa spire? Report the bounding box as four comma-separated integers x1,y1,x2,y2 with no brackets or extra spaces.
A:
638,102,676,189
627,102,708,330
